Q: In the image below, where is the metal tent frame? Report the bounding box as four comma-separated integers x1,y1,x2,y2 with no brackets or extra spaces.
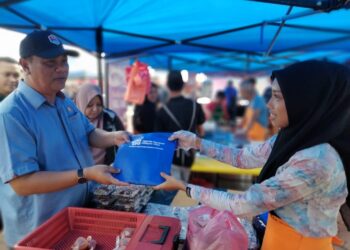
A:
1,0,350,96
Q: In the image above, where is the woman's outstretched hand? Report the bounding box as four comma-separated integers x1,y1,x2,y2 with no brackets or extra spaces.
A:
169,130,199,151
153,172,186,191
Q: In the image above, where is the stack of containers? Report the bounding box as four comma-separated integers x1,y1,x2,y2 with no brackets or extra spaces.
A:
92,184,153,212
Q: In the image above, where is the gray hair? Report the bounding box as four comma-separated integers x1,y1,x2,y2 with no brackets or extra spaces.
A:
0,57,18,64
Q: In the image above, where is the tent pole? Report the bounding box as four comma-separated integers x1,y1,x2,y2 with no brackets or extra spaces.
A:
97,56,102,86
96,55,102,91
104,59,109,108
96,27,105,102
265,6,293,56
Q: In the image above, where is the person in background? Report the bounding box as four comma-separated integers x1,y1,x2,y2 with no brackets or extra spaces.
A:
0,30,129,247
63,81,79,100
75,83,124,165
155,60,350,250
156,84,169,104
155,70,206,183
237,77,269,141
224,79,237,125
263,86,272,104
206,90,229,125
133,83,158,134
0,57,21,233
0,57,21,102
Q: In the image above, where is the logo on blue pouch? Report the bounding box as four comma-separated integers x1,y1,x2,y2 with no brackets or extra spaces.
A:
129,135,166,150
131,136,143,146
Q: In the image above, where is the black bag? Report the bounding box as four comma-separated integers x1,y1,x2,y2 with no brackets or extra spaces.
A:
163,100,196,168
172,148,196,167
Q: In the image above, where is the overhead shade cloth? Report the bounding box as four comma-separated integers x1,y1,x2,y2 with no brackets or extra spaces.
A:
0,0,349,73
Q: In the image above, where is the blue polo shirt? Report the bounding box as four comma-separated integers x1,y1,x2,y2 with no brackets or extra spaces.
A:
0,81,95,246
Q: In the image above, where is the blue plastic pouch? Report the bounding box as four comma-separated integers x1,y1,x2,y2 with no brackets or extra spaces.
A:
112,132,177,185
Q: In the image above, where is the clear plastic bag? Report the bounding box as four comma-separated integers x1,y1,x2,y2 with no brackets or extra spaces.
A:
187,206,248,250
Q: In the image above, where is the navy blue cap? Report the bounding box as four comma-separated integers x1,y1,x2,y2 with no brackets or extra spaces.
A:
20,30,79,58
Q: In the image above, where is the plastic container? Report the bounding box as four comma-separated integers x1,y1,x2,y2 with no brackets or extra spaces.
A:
15,207,181,250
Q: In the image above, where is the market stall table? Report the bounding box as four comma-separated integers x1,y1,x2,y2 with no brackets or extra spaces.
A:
191,155,261,187
191,155,261,176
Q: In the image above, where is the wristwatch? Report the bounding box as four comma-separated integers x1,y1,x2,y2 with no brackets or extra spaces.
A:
77,168,87,184
185,186,192,198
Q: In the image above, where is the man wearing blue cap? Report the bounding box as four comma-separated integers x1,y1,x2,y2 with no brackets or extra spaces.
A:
0,30,129,247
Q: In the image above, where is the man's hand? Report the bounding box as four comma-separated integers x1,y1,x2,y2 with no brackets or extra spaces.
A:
89,129,130,148
112,131,130,146
169,130,199,151
85,165,128,186
153,172,186,191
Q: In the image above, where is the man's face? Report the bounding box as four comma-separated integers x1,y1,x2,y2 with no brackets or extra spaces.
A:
21,55,69,96
147,86,158,103
0,61,21,96
240,83,254,100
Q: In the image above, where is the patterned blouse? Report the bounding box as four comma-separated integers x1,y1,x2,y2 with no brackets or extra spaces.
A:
188,135,348,237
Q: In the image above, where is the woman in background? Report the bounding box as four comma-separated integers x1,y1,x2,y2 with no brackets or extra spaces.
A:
237,77,269,141
75,83,124,165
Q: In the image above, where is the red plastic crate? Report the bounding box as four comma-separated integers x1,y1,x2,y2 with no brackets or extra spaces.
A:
15,207,181,250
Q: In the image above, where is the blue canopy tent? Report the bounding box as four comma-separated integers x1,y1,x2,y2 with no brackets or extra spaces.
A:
2,0,350,238
1,0,350,91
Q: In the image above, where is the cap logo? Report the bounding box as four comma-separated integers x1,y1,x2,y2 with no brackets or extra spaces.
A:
48,34,61,45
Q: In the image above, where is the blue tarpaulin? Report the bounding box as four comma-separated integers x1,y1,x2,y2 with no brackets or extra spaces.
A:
0,0,349,73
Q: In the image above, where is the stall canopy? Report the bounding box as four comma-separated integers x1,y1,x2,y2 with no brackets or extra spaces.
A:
1,0,350,74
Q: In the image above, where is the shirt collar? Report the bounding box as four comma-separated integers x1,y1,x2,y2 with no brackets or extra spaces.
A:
169,95,184,101
18,81,65,109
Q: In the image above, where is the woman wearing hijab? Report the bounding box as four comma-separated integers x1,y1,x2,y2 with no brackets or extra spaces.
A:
75,83,124,165
155,60,350,250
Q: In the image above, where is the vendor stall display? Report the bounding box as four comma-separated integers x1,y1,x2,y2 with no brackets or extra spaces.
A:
144,203,190,241
92,184,153,212
15,207,181,250
144,203,259,249
186,206,248,250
